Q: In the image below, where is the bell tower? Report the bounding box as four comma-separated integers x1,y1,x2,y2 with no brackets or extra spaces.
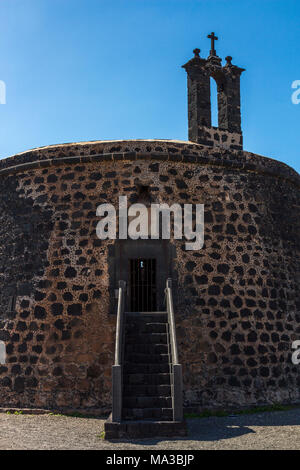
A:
182,33,245,150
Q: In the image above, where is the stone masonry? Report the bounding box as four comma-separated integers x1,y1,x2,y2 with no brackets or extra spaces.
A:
0,138,298,413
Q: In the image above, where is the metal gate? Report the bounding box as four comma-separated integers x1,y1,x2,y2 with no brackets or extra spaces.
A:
129,258,156,312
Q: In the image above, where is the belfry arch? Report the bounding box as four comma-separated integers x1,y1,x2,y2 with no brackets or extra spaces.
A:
210,76,218,127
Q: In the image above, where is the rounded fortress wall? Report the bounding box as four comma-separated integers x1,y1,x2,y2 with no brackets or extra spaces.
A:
0,139,299,412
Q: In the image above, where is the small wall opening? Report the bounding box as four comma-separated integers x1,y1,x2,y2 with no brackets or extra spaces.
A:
0,341,6,365
210,77,218,127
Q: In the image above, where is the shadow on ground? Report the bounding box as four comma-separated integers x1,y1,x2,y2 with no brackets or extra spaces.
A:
106,409,300,445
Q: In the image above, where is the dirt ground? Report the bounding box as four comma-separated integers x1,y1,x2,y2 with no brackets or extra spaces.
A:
0,408,299,450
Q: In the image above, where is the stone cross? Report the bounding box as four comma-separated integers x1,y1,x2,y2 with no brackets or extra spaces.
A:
207,32,218,56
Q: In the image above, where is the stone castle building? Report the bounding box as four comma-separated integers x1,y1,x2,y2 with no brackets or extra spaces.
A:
0,34,299,420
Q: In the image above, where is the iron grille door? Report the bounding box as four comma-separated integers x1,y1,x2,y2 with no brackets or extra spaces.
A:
129,258,156,312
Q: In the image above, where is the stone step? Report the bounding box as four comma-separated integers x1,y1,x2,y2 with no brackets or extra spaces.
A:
125,343,169,354
124,373,171,386
122,407,173,421
124,363,170,374
126,313,168,323
126,323,168,334
123,396,172,409
123,384,171,397
125,353,170,364
105,418,187,439
125,333,168,345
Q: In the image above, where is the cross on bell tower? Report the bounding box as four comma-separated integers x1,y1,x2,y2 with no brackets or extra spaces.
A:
207,32,218,56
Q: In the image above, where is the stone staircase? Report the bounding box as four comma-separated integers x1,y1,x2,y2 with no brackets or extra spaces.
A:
122,312,173,421
104,279,186,439
105,311,187,439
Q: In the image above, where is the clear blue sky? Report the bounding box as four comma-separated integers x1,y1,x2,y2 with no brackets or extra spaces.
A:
0,0,299,172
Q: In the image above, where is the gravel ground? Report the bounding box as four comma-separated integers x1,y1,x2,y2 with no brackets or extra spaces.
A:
0,409,299,450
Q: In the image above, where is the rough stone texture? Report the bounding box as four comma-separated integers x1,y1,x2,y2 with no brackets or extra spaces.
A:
191,126,243,151
0,139,299,413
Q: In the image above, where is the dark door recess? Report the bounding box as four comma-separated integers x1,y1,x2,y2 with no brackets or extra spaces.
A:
109,239,176,314
129,258,156,312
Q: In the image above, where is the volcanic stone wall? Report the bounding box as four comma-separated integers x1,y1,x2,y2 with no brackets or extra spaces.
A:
0,139,299,412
